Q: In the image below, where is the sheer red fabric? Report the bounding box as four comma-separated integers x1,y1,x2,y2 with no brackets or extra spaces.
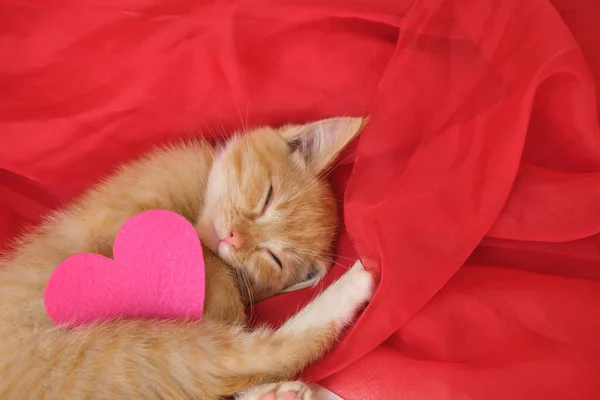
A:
2,0,600,398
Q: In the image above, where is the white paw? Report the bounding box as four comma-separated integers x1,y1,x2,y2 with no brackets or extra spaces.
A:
341,260,374,302
325,260,374,324
278,260,373,337
237,381,314,400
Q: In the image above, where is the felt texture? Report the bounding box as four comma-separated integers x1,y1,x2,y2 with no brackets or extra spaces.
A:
2,0,600,398
44,210,206,327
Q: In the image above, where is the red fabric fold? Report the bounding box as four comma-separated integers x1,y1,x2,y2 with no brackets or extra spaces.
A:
2,0,600,398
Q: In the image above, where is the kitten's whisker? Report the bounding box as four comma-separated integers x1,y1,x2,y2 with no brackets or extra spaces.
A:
316,252,357,262
231,92,248,133
285,175,325,202
291,248,355,268
236,268,254,312
322,152,356,179
294,251,354,266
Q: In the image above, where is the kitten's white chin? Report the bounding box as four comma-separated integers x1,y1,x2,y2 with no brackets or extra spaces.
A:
217,242,233,260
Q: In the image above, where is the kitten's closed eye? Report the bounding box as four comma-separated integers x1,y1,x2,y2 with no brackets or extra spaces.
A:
267,249,283,269
260,185,273,215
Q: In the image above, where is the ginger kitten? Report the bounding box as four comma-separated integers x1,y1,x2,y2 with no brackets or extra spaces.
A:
0,117,369,399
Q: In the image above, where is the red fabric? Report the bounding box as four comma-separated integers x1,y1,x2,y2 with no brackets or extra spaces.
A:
2,0,600,398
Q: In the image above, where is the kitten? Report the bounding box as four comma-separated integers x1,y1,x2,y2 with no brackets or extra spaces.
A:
0,117,369,399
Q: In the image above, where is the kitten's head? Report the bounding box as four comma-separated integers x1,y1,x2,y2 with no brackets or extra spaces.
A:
196,117,364,302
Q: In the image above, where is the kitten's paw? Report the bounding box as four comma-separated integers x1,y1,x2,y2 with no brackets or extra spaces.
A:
237,381,314,400
311,259,374,328
333,259,374,308
277,259,374,338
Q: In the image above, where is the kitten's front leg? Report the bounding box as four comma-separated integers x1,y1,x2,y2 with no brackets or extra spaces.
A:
203,249,247,324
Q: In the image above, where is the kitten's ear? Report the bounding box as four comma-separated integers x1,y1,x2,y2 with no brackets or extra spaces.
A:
281,262,327,293
280,117,366,174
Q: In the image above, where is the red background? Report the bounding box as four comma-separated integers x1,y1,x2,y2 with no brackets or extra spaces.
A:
2,0,600,398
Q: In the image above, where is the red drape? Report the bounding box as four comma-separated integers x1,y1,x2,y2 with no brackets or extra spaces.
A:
2,0,600,398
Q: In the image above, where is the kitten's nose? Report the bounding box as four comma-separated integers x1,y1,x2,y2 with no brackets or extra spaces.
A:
221,231,242,249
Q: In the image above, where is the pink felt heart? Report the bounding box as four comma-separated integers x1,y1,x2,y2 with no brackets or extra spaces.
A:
44,210,205,327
